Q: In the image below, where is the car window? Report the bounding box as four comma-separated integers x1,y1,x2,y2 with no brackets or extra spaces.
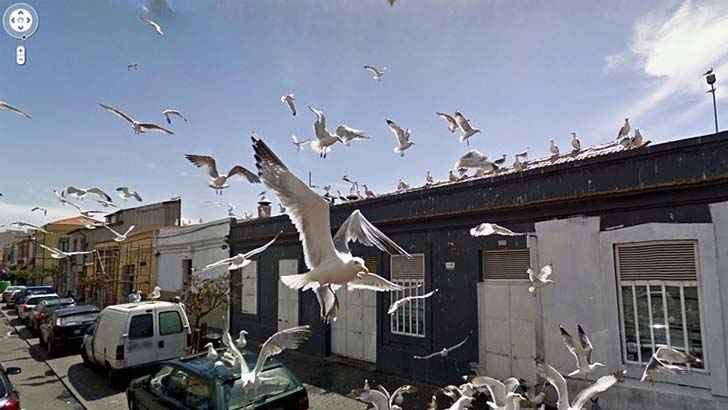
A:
150,366,211,410
226,366,299,409
159,311,183,335
58,312,98,326
128,314,154,339
28,296,59,305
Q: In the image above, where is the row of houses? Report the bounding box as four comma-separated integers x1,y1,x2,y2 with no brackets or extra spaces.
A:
2,130,728,408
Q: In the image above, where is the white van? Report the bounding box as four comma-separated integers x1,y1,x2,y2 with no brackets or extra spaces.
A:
81,301,190,384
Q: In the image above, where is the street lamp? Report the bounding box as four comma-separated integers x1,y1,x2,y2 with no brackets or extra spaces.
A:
705,68,719,133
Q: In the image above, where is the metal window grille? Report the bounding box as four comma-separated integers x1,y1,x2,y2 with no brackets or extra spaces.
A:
390,254,426,337
616,241,705,369
481,249,531,280
240,261,257,315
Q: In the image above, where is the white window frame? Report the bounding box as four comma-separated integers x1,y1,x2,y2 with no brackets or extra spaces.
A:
240,261,257,315
615,241,707,371
390,253,426,338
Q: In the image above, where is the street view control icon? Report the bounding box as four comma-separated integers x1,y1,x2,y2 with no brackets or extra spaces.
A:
3,3,38,40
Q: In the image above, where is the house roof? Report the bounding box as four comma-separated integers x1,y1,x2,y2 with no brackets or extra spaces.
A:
46,215,99,226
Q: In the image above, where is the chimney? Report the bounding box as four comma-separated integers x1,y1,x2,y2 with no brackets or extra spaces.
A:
257,199,271,218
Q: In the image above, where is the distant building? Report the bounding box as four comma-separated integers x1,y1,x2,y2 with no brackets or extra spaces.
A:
228,131,728,409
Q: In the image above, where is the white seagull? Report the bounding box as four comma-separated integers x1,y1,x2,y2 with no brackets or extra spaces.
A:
640,350,691,384
235,330,248,350
454,112,481,146
149,286,161,300
454,150,489,170
386,119,414,157
493,154,507,168
252,138,411,320
291,135,311,152
470,223,525,237
354,380,417,410
140,16,164,35
549,139,560,158
631,128,649,148
362,184,376,198
655,345,702,367
39,244,94,259
397,179,410,192
528,264,554,295
388,289,438,314
560,324,605,376
536,360,624,410
99,103,174,135
31,206,48,216
571,132,581,153
203,233,279,271
616,118,630,140
414,331,472,359
116,187,143,202
162,109,188,125
425,171,434,185
5,222,48,234
281,94,296,116
364,65,387,80
470,376,521,409
0,101,31,119
205,343,218,360
308,106,341,158
185,154,260,195
436,112,458,133
336,125,370,146
104,224,135,242
63,186,113,202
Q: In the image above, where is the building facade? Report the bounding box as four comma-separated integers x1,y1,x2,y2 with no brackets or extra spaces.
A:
228,131,728,409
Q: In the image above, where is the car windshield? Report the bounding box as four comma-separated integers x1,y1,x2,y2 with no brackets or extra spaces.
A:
149,366,212,410
58,313,97,326
225,366,300,410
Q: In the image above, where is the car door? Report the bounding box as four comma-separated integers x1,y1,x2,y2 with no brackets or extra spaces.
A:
156,308,186,361
126,313,157,367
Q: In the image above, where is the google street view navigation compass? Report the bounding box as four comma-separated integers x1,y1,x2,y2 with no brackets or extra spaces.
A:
3,3,38,65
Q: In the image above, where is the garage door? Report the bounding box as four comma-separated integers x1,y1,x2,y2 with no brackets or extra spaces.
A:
331,257,377,363
277,259,300,331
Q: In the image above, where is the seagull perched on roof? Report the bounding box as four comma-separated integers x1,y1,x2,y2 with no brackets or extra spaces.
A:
203,233,279,271
99,103,174,135
454,112,481,146
436,112,458,133
397,179,410,192
162,109,188,125
39,244,94,259
31,206,48,216
63,186,113,202
185,154,260,195
631,128,650,148
364,65,387,80
388,289,438,314
414,331,472,359
528,264,554,295
470,223,525,237
616,118,630,140
291,135,311,152
493,154,507,167
336,125,370,146
308,106,341,158
281,94,296,116
0,101,31,119
537,360,624,410
362,184,376,198
571,132,581,154
116,187,143,202
252,137,411,322
560,324,605,376
104,224,135,242
425,171,434,186
386,119,414,157
549,139,560,158
140,16,164,35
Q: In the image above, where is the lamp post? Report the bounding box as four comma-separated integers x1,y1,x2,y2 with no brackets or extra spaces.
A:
705,69,719,133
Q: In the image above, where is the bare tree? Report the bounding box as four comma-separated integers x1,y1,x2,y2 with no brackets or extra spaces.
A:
181,272,230,330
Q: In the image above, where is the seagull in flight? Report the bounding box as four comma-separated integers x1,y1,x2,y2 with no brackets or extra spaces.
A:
281,94,296,116
185,154,260,195
104,224,135,242
616,118,630,140
127,63,139,71
140,16,164,35
162,109,188,125
436,112,458,133
39,244,94,259
308,106,341,158
454,150,491,170
537,360,624,410
571,132,581,153
386,119,414,157
31,206,48,216
528,264,554,295
291,135,310,152
116,187,143,202
336,125,370,146
655,345,702,367
388,289,438,314
470,376,522,410
454,112,481,146
414,331,472,359
640,346,699,384
0,101,31,119
99,103,174,135
253,137,410,321
353,380,417,410
203,233,279,271
364,65,387,80
4,222,48,234
63,186,113,202
560,324,605,377
470,223,525,237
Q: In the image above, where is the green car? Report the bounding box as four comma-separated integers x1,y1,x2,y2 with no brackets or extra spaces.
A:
127,349,309,410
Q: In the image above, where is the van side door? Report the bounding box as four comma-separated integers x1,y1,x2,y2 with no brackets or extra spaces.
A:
126,312,157,367
156,308,187,361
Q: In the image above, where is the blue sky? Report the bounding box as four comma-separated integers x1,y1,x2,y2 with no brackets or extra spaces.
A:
1,0,727,226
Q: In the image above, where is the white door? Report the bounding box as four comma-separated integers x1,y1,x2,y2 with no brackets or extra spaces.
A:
277,260,299,331
477,281,537,384
156,308,188,361
125,313,157,368
332,288,377,363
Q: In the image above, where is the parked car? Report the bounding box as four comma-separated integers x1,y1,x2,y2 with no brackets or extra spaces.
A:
12,286,55,309
127,349,309,410
82,301,191,385
17,294,59,323
29,298,75,331
0,364,21,410
40,305,99,356
1,286,25,304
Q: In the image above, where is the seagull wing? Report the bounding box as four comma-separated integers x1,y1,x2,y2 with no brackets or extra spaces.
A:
116,187,130,197
227,166,261,183
99,103,136,124
0,101,31,119
86,187,112,202
124,225,136,236
252,326,311,382
560,326,582,368
446,332,471,353
138,123,175,134
253,137,337,269
132,192,143,201
386,119,409,146
540,264,553,280
436,112,457,133
64,186,86,197
185,154,220,178
242,232,280,259
571,372,620,410
103,224,122,237
470,377,507,406
454,112,473,133
503,377,520,394
390,385,417,407
536,361,569,410
388,289,438,314
39,243,62,256
347,272,404,291
222,331,250,374
413,351,440,360
577,324,594,363
333,210,410,256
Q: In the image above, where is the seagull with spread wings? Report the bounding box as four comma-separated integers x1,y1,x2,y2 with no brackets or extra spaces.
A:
116,187,143,202
4,222,48,234
291,135,311,152
386,119,414,157
536,360,624,410
436,112,458,133
364,65,387,80
388,289,438,314
528,264,554,295
470,223,526,237
104,224,135,242
454,112,481,146
99,103,174,135
202,233,279,271
414,331,472,360
185,154,260,195
454,150,489,170
140,16,164,35
252,137,411,321
336,125,370,146
39,244,94,259
560,324,605,377
31,206,48,216
0,101,31,119
470,376,521,410
308,106,341,158
281,94,296,116
63,186,113,202
353,380,417,410
162,109,188,124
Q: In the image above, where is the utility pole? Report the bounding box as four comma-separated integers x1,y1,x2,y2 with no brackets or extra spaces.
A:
705,69,719,133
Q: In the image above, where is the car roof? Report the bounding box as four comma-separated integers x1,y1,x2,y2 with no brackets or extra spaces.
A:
25,293,59,301
39,298,74,305
106,301,179,312
54,305,99,317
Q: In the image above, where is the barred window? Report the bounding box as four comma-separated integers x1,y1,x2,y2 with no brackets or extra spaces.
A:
481,249,530,280
616,241,704,369
390,254,426,337
240,261,257,315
